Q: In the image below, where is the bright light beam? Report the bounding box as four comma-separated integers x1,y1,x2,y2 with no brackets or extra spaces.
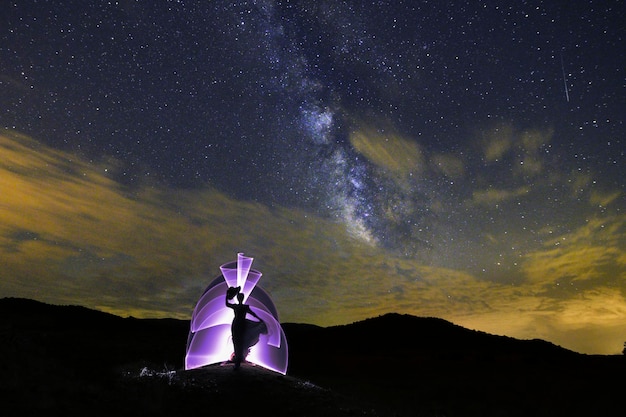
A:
185,253,289,374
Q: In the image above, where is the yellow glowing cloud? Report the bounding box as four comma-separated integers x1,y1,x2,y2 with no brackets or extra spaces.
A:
0,133,141,250
479,124,552,178
514,154,543,177
450,288,626,354
590,190,622,208
480,124,514,162
470,186,530,207
519,128,549,151
0,131,401,319
0,131,491,327
523,245,622,284
2,131,625,355
533,288,626,354
521,215,625,285
431,153,465,178
349,127,424,178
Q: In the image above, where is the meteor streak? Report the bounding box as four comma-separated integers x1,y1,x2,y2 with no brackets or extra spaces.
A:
560,51,570,103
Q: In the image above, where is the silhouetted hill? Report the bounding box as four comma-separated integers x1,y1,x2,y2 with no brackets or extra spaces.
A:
0,297,189,375
283,314,618,417
1,298,623,417
285,312,576,364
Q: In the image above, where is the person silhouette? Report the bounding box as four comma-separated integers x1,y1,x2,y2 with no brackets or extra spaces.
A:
225,286,266,369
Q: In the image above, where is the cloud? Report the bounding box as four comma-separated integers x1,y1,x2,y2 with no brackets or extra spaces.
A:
512,127,553,179
523,244,622,285
478,124,552,177
0,131,494,326
2,131,625,355
349,127,425,178
524,288,626,354
470,186,530,207
0,131,432,321
590,190,622,208
521,215,626,287
431,153,465,178
480,124,514,162
566,170,592,196
451,287,626,354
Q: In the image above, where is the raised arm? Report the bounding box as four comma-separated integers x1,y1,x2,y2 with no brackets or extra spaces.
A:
225,292,234,309
225,286,238,309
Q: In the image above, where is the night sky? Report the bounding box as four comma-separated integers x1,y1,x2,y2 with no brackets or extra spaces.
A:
1,1,624,354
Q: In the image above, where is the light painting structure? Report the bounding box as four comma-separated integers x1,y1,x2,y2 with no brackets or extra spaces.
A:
185,253,288,374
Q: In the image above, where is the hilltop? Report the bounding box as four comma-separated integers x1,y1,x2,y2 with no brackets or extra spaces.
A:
1,298,623,416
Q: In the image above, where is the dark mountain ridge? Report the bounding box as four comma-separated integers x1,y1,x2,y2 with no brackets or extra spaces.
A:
1,297,623,417
1,297,577,372
285,312,576,360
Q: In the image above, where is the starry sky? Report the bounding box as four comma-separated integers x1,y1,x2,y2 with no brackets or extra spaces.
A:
1,0,624,354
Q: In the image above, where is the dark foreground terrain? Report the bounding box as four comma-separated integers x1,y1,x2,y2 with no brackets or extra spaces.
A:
1,297,623,416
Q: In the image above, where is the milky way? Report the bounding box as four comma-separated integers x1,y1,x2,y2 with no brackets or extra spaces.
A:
1,1,624,354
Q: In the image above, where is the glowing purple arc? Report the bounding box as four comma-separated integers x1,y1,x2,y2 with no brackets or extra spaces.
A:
185,253,288,374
